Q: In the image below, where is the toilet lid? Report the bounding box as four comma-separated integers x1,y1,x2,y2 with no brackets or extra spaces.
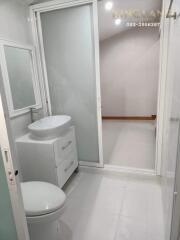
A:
21,181,66,216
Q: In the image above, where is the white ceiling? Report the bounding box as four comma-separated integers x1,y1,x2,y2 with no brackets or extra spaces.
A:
98,0,162,41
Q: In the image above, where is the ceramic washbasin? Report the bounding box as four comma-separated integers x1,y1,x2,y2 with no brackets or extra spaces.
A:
28,115,71,139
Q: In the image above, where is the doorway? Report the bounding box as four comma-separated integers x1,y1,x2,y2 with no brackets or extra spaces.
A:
32,0,165,176
98,0,161,174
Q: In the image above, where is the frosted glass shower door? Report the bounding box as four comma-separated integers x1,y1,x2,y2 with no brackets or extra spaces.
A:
39,2,102,164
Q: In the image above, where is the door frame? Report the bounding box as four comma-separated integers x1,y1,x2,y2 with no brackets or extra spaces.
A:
155,1,169,176
170,121,180,240
30,0,104,168
0,92,29,239
30,0,168,175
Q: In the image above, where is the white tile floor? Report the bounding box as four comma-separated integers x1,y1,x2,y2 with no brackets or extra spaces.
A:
102,120,156,169
60,170,164,240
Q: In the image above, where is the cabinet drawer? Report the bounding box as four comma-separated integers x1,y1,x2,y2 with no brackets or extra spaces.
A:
57,154,78,187
54,127,76,165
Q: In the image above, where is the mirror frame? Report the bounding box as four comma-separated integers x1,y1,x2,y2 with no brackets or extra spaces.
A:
0,40,42,118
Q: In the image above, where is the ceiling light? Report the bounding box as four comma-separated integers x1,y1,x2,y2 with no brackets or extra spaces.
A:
114,18,121,25
105,1,113,11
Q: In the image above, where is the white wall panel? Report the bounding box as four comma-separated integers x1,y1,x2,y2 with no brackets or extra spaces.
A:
100,27,160,116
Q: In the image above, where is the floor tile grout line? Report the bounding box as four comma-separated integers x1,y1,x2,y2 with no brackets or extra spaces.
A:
113,186,128,240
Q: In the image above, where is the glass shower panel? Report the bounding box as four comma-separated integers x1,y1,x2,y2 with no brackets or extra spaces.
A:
40,4,99,163
0,148,18,240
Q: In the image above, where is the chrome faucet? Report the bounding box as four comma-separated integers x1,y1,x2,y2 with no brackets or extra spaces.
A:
30,107,41,123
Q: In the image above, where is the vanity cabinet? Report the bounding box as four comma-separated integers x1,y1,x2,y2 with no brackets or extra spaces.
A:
16,126,78,188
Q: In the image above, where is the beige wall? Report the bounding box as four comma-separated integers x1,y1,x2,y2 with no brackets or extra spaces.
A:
100,27,160,116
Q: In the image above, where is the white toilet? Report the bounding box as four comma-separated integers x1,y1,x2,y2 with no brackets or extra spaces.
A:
21,181,66,240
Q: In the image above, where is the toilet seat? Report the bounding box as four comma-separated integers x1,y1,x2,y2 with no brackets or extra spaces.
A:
21,181,66,217
27,206,66,224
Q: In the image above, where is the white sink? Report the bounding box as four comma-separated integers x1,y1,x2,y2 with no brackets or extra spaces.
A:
28,115,71,139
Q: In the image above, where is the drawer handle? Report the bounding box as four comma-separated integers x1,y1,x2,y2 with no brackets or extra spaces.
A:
64,160,74,172
62,140,72,150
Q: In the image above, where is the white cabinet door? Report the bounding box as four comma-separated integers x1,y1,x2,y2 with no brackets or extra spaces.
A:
0,95,29,240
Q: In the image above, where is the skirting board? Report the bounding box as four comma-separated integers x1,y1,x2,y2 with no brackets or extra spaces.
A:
102,115,156,120
103,164,156,176
79,161,103,168
79,164,157,177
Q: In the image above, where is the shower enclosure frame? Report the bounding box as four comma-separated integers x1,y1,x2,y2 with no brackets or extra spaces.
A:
30,0,103,168
30,0,164,175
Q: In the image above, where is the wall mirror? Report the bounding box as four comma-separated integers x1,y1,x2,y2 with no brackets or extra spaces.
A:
0,40,42,117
